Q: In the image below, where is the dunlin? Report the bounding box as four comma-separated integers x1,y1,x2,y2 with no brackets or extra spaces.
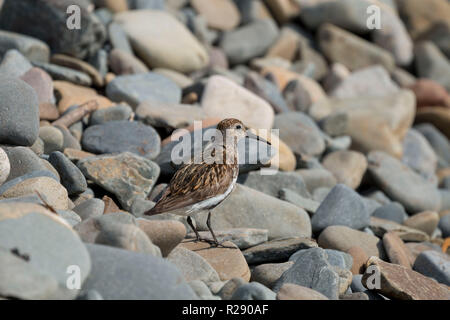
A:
144,118,270,247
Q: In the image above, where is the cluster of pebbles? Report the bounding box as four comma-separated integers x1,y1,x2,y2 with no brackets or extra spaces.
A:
0,0,450,300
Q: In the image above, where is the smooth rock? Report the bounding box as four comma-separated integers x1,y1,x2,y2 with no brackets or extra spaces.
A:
33,62,92,86
0,49,32,78
372,202,408,224
311,184,371,233
0,148,10,186
137,219,186,256
413,250,450,286
89,104,133,125
108,48,149,75
403,211,440,236
347,246,369,275
0,76,39,146
250,261,294,289
191,0,240,31
82,243,197,299
322,151,367,189
230,282,276,300
114,10,209,73
48,151,87,195
296,169,337,193
186,228,268,250
415,41,450,91
278,188,320,213
106,72,181,108
51,54,104,87
39,126,64,154
81,120,161,159
369,217,430,242
20,67,53,105
276,283,329,300
383,231,414,268
73,198,105,221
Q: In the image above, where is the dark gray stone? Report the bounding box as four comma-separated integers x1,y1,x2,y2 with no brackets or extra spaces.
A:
106,72,181,108
33,62,92,86
413,250,450,286
438,214,450,238
0,0,106,59
311,184,371,233
0,76,39,146
89,104,133,125
82,243,198,299
273,247,340,300
82,120,161,160
48,151,87,195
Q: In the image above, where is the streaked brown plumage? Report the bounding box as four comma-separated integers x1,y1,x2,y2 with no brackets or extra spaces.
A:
144,118,260,246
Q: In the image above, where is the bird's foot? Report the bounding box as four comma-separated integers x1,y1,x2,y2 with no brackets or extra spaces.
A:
194,237,236,249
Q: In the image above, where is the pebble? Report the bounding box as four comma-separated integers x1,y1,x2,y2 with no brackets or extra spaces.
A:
415,41,450,91
239,170,310,199
192,184,312,239
243,237,318,265
250,261,294,289
311,184,371,233
403,211,440,236
106,72,181,108
137,219,186,256
108,22,133,55
382,231,414,268
409,79,450,109
0,49,32,78
273,247,340,300
273,112,326,157
322,151,367,189
0,148,10,186
0,30,50,63
82,243,197,299
402,129,438,180
0,76,39,146
296,168,337,193
368,151,441,213
180,240,251,282
48,151,87,195
362,256,450,300
415,123,450,167
0,209,91,299
413,250,450,286
81,120,161,160
33,62,92,87
108,49,149,75
278,188,320,214
372,202,408,224
370,217,430,243
186,228,268,250
201,75,274,130
51,54,104,87
439,214,450,238
77,152,160,210
72,198,105,221
39,126,64,154
230,282,276,300
217,277,246,300
347,246,369,275
115,10,209,73
277,283,329,300
318,225,383,258
191,0,240,31
220,19,278,65
20,67,54,105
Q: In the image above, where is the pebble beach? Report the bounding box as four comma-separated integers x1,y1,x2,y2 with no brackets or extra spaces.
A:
0,0,450,301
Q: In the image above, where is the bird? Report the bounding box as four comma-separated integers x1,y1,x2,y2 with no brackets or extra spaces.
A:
144,118,270,247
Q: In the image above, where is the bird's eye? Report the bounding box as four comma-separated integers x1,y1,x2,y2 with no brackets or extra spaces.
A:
236,125,242,129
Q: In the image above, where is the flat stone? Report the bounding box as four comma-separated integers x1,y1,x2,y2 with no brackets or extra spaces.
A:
186,228,268,250
0,209,91,299
322,151,367,189
403,211,440,236
273,248,340,300
137,219,186,256
106,72,181,108
383,232,414,268
77,152,160,210
48,151,87,195
3,147,51,183
220,19,278,65
191,0,240,31
89,104,133,126
278,188,320,214
51,54,104,87
413,250,450,286
167,247,220,284
191,184,312,240
243,237,318,264
311,184,371,233
81,120,161,160
250,261,294,289
347,246,369,275
33,62,92,86
370,217,430,242
82,243,197,299
179,240,251,282
0,0,106,59
276,283,329,300
114,10,209,73
362,256,450,300
368,151,441,213
0,76,39,146
239,170,310,198
318,23,395,72
318,225,383,258
201,75,274,130
273,112,325,157
230,282,276,300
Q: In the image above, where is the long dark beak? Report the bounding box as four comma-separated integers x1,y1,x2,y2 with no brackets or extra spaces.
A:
245,127,271,145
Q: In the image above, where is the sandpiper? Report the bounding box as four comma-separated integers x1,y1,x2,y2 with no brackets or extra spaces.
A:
144,118,270,247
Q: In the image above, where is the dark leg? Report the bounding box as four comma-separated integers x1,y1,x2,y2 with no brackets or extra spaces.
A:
206,212,236,249
187,216,201,242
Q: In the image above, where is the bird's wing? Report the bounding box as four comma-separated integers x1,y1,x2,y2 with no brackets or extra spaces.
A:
145,162,237,215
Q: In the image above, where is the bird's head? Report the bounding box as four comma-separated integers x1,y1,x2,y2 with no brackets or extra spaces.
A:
216,118,270,145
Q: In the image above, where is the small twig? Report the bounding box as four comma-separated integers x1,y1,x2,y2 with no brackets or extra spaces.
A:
51,100,99,128
35,191,57,214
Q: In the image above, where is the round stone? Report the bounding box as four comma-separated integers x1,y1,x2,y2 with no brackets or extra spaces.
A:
322,151,367,189
0,148,10,185
137,219,186,257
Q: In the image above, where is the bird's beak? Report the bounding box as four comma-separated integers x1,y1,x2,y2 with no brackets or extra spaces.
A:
245,127,271,145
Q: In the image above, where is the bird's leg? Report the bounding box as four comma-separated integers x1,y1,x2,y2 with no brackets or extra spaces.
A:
206,211,236,249
187,216,201,242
